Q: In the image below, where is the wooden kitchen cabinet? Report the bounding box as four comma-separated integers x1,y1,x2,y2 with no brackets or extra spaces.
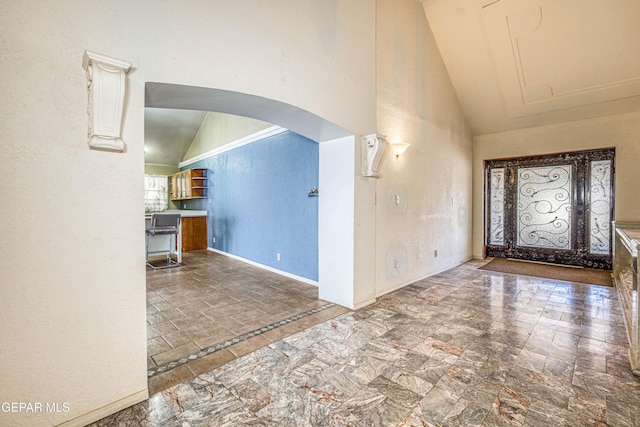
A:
171,168,207,201
181,216,208,251
171,173,179,200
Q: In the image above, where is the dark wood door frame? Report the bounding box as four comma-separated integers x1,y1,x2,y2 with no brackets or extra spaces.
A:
484,148,615,270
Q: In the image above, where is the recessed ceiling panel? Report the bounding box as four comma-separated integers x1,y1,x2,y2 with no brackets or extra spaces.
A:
483,0,640,117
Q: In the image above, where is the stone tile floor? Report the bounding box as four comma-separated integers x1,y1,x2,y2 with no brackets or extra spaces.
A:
94,259,640,426
145,250,347,394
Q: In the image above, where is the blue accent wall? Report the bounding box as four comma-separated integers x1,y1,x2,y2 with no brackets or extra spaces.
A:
182,131,319,281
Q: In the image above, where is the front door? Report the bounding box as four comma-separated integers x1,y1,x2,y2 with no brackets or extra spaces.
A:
485,149,614,269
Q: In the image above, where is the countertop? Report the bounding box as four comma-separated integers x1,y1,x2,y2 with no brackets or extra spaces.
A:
145,210,207,218
617,227,640,256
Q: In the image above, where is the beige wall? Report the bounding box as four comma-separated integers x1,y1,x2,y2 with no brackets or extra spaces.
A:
0,0,375,425
374,0,473,296
183,112,272,162
472,111,640,259
144,164,179,176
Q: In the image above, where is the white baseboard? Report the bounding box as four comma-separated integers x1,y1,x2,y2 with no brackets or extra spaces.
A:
207,247,319,287
374,257,472,299
353,297,377,310
57,389,148,427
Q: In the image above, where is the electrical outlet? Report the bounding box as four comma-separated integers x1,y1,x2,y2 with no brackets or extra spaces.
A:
394,259,400,269
277,253,281,261
434,250,438,257
212,237,216,244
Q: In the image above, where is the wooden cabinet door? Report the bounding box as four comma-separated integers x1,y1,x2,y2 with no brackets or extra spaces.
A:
181,216,207,251
171,173,179,200
184,170,192,199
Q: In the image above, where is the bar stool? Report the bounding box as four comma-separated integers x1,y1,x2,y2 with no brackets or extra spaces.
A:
145,213,181,269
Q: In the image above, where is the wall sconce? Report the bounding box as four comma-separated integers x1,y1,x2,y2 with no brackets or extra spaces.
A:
391,143,410,158
82,50,132,152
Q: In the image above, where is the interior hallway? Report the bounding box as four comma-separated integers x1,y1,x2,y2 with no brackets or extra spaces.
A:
95,260,639,426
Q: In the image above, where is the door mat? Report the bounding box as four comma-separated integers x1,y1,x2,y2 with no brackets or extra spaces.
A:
478,258,612,287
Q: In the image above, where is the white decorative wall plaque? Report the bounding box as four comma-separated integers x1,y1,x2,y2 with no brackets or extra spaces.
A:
82,51,132,151
361,134,387,177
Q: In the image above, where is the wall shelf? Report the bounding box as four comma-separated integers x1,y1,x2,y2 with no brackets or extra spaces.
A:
171,168,208,201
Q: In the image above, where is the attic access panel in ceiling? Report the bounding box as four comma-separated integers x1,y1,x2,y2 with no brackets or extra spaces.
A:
483,0,640,118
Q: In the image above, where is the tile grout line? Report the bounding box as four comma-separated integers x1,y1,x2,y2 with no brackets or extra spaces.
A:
148,303,336,377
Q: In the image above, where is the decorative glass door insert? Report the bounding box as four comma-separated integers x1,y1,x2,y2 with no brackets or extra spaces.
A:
516,165,572,249
488,168,505,245
589,160,612,255
485,149,614,269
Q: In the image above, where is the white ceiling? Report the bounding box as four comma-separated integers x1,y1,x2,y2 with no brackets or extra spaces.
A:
144,108,207,165
421,0,640,135
145,0,640,164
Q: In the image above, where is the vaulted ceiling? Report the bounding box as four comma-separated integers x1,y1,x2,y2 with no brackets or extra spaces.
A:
422,0,640,135
145,0,640,166
144,108,207,165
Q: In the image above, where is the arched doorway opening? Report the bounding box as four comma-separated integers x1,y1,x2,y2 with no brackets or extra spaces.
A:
143,82,360,390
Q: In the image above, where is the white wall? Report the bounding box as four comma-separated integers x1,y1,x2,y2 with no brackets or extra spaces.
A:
353,137,378,308
0,0,376,425
317,134,378,310
373,0,474,297
472,111,640,258
319,136,356,308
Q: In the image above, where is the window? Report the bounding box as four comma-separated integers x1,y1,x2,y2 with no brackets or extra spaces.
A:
144,174,169,212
